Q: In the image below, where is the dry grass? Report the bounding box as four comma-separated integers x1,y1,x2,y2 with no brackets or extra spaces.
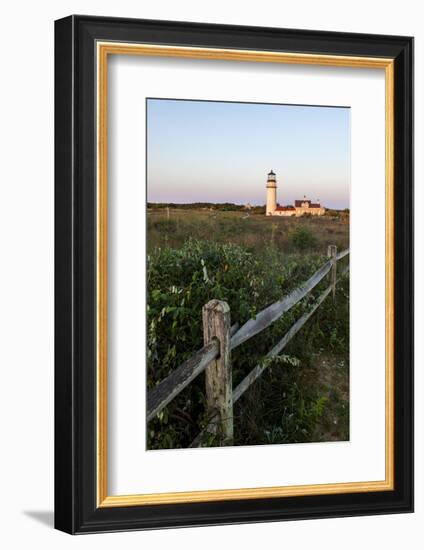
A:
146,207,350,448
147,208,349,255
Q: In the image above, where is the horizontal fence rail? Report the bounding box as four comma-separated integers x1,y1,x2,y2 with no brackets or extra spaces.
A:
233,264,349,404
336,248,350,261
232,285,332,403
147,246,349,446
229,258,333,350
147,340,219,422
190,264,349,448
147,323,239,421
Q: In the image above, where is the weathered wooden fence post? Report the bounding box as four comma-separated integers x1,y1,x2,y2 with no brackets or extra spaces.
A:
327,244,337,301
202,299,233,445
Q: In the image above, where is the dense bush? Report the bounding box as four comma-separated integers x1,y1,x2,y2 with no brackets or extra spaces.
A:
289,226,318,251
147,237,349,449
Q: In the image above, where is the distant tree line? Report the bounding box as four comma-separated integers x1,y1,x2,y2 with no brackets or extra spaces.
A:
324,208,350,218
147,203,348,216
148,202,266,214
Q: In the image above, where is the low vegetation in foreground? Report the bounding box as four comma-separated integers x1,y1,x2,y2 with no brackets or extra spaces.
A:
147,208,349,450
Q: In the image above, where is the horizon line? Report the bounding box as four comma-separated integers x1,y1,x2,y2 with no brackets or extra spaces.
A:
147,201,350,210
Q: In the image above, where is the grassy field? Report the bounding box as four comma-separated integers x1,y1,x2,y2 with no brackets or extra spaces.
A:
147,208,349,254
147,208,349,449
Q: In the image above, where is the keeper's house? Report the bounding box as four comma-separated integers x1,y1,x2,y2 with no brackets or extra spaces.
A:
265,170,325,217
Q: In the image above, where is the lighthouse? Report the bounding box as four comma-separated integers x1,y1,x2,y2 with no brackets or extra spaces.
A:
266,170,277,215
264,169,325,217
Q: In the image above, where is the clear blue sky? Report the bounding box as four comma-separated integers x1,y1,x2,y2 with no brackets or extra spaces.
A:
147,98,350,209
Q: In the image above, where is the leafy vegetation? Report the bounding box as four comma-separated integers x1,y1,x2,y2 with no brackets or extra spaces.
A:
147,210,349,449
289,226,318,251
147,208,348,254
148,202,265,213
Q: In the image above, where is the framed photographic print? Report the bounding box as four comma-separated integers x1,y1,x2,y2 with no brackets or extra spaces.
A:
54,15,414,534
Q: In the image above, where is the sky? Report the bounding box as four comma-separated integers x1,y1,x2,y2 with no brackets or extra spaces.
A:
147,98,350,209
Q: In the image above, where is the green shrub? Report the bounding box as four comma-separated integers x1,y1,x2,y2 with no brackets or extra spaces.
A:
150,218,178,232
289,226,318,251
146,237,348,449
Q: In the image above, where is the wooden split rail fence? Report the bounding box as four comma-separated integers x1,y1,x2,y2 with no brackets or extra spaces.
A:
147,245,350,447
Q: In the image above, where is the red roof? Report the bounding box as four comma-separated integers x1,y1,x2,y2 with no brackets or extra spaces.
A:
295,199,310,207
294,199,321,208
275,205,295,211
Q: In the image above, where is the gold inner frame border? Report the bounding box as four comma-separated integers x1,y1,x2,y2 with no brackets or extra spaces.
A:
96,42,394,508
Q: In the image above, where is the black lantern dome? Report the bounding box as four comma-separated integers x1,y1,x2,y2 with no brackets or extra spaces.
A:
267,170,277,183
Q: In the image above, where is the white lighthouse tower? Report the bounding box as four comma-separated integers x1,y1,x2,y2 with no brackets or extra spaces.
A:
266,170,277,215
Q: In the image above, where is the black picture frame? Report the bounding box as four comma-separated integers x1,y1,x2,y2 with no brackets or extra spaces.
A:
55,15,414,534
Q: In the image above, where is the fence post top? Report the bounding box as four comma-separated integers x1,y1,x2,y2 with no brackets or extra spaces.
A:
203,299,230,314
327,244,337,257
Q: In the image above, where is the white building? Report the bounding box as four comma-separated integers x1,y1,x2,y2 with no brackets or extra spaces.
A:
265,170,325,217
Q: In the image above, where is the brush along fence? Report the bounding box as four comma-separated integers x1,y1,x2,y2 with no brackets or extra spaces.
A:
147,245,349,446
